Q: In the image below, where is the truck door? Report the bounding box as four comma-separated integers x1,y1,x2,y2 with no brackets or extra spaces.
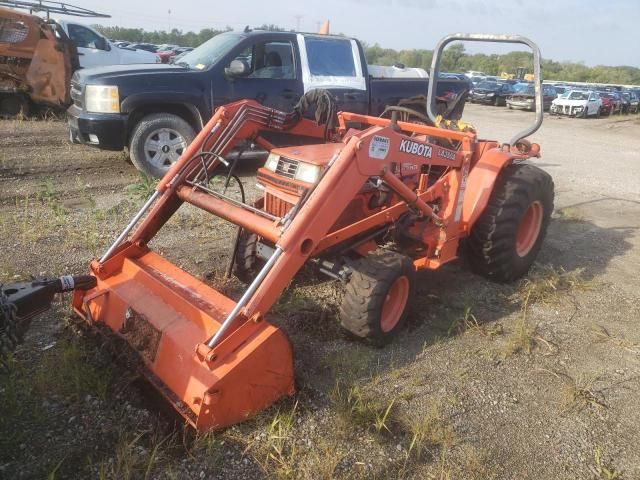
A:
223,39,302,111
298,35,368,114
66,23,118,68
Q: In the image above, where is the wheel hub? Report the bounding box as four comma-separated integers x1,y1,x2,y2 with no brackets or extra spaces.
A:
380,276,410,333
144,128,187,169
516,200,543,257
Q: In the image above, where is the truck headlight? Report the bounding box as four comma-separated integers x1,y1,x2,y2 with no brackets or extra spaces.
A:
85,85,120,113
264,153,279,172
295,162,322,184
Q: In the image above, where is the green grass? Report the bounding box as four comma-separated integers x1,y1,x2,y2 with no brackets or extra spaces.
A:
330,381,397,435
33,338,113,401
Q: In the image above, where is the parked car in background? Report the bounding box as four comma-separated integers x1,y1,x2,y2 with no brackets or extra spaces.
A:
465,70,486,78
628,91,639,113
550,90,602,117
598,91,622,115
470,80,513,106
56,21,160,68
113,41,131,48
552,85,568,97
506,84,556,111
127,43,158,53
469,75,484,87
156,44,179,52
619,92,632,114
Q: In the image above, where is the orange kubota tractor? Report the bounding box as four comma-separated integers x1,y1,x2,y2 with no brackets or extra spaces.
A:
72,34,554,431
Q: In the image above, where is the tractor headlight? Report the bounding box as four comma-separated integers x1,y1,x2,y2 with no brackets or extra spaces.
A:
294,162,322,184
264,153,280,172
85,85,120,113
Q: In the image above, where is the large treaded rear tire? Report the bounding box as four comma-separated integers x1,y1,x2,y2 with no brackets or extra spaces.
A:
466,163,554,282
339,250,415,345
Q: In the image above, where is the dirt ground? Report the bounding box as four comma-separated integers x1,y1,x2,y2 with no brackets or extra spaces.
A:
1,105,639,479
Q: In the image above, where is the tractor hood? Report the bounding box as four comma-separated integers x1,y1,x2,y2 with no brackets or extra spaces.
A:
271,143,344,167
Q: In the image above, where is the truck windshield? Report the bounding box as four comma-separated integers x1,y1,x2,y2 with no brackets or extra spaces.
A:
178,33,244,70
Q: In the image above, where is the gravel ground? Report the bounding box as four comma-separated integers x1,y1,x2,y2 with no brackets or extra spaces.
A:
0,104,639,479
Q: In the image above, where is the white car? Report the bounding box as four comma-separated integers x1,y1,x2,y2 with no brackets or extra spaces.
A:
550,90,602,118
56,20,160,68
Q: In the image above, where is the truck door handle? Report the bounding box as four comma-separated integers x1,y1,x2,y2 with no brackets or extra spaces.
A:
77,52,84,55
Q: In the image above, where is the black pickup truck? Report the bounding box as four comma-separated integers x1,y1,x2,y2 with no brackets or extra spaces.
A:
68,30,469,177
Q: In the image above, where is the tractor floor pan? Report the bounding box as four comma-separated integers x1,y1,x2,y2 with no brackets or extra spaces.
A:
72,246,295,431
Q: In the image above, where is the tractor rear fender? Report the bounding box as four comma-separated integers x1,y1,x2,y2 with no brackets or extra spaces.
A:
462,144,515,230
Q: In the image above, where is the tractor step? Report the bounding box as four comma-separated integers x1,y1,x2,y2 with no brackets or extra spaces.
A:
72,247,295,431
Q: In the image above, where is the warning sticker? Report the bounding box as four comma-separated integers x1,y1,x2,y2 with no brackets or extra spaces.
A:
369,135,390,160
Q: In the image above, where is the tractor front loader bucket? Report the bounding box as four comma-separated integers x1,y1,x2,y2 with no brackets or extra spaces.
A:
73,246,294,431
71,100,326,431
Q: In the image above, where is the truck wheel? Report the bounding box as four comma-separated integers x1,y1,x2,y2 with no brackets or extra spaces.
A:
465,164,554,282
339,250,415,345
129,113,195,178
233,230,265,284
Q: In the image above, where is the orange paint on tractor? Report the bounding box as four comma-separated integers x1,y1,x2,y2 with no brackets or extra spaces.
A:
73,84,551,430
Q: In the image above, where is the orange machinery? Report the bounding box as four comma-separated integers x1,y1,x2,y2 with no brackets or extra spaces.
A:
72,34,554,431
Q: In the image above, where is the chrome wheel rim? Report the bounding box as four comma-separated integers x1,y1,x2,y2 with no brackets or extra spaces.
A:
143,128,187,169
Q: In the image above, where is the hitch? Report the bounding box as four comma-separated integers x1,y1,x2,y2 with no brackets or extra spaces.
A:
0,275,97,358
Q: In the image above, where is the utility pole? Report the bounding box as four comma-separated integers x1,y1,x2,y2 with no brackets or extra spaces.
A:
168,9,171,31
294,14,303,32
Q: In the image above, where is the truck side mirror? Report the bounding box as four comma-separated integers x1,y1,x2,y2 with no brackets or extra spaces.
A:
225,59,250,78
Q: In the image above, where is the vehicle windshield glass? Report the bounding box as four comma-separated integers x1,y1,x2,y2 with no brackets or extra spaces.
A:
567,91,589,100
477,81,498,89
178,33,243,70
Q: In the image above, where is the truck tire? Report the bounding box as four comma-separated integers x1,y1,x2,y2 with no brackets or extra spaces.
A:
129,113,195,178
339,250,415,345
466,164,554,282
233,230,265,284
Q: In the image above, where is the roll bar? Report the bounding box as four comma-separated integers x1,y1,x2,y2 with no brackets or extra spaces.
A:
427,33,543,146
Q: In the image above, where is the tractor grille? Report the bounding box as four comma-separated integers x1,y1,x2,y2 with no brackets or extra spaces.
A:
275,158,298,179
265,192,293,218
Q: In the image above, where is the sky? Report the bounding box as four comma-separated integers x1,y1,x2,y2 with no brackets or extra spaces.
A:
55,0,640,67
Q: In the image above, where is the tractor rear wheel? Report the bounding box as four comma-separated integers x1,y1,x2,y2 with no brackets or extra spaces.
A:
339,250,415,345
233,230,264,283
465,164,554,282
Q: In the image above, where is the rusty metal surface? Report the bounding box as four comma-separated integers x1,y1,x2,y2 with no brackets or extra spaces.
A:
0,6,78,107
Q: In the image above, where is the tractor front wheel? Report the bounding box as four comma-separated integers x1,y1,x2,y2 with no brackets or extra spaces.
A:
465,164,554,282
339,250,415,345
233,230,265,283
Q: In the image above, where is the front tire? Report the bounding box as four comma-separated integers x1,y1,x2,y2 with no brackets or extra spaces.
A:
233,230,265,284
465,164,554,282
129,113,196,178
339,250,415,345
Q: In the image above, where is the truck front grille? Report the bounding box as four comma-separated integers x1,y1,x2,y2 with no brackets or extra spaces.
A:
275,158,298,179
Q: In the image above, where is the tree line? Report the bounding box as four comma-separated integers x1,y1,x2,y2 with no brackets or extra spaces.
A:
92,25,640,85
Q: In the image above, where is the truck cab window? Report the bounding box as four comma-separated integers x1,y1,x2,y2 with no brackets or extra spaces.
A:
67,24,106,50
232,41,295,79
305,37,356,77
